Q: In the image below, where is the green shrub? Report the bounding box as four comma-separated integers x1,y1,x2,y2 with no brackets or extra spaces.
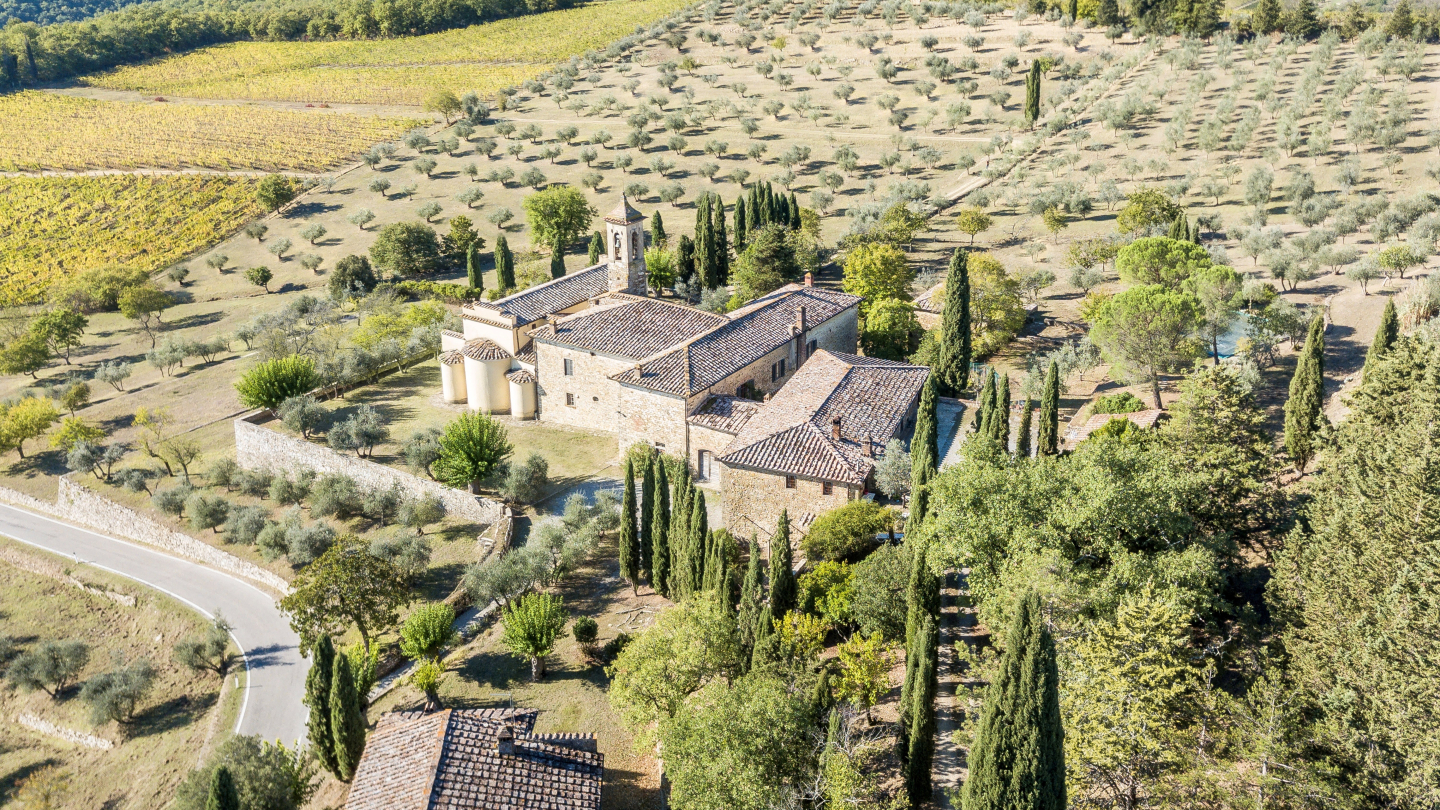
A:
1092,391,1147,414
800,500,895,562
573,616,599,645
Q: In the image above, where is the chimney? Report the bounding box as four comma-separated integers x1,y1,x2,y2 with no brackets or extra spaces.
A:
796,305,807,333
864,434,874,458
795,305,809,365
803,272,814,287
497,725,515,755
831,416,842,441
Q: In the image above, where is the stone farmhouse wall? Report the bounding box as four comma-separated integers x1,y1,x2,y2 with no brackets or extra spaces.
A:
720,465,859,555
0,479,290,594
533,345,632,434
616,385,690,461
233,414,506,528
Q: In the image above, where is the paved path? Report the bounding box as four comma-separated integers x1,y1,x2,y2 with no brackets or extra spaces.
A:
0,504,308,746
933,570,973,807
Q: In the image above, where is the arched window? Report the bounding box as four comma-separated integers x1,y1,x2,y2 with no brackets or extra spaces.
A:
612,230,621,260
631,230,639,256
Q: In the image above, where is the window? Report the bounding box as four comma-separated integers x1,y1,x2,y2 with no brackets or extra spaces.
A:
698,450,712,481
563,358,574,376
807,339,818,356
770,363,777,381
778,358,786,377
785,476,797,489
822,482,833,495
565,393,575,406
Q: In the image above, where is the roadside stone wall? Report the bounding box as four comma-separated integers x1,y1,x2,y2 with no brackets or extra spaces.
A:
0,481,289,595
233,413,506,528
17,713,113,750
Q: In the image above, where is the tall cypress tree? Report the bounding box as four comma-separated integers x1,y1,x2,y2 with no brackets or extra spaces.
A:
676,235,695,285
737,540,764,657
651,210,667,248
1284,315,1326,473
714,200,730,284
466,244,481,290
0,47,15,93
1038,360,1060,456
670,473,693,598
1016,397,1033,459
494,233,516,290
305,635,340,778
1364,299,1399,373
21,39,37,85
912,374,939,487
734,194,748,249
619,458,641,594
747,186,761,233
750,604,775,669
588,230,604,265
963,591,1065,810
768,510,797,616
206,766,241,810
936,249,972,397
331,653,367,782
698,196,718,288
1167,213,1189,241
652,459,672,597
788,192,801,230
550,247,565,280
991,373,1012,448
904,614,939,807
689,489,708,597
1024,61,1041,127
903,534,934,652
640,455,655,579
975,368,996,435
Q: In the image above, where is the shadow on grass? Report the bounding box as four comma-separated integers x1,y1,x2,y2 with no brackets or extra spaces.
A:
416,560,467,602
0,758,64,805
128,690,215,739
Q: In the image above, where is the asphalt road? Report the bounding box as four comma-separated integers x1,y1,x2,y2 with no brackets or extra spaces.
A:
0,503,309,746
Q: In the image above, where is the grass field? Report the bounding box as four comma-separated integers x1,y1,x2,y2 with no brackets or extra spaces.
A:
0,537,237,810
0,92,423,172
0,175,261,307
79,0,696,105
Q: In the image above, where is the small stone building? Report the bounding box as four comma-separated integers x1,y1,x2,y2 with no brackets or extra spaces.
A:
345,708,602,810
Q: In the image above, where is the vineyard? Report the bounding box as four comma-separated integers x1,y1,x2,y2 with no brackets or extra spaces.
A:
0,92,422,172
79,0,695,105
0,176,260,306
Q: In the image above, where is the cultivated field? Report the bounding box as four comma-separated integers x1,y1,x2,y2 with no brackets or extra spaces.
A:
0,91,423,172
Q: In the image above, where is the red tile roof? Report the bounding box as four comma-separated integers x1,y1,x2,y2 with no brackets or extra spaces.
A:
464,265,609,326
687,395,764,434
461,338,512,361
346,708,602,810
532,296,727,360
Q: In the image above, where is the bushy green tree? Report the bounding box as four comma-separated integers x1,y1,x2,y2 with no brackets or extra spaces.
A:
433,411,512,493
500,593,568,680
279,536,408,655
1088,285,1201,408
369,221,442,277
234,355,320,413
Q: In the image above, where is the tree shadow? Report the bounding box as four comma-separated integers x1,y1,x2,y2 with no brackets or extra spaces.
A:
285,201,343,219
166,311,225,331
127,691,213,739
0,758,64,804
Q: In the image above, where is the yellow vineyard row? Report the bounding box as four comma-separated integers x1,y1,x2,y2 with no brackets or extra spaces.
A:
0,176,262,307
80,0,694,104
0,92,421,171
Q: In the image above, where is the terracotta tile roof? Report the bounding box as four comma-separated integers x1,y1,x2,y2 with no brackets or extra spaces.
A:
462,338,512,361
718,350,929,485
464,265,609,326
515,345,538,365
442,329,466,340
688,395,764,434
1062,408,1166,450
506,369,535,383
532,297,726,360
440,349,465,366
610,285,861,397
346,708,602,810
604,195,644,224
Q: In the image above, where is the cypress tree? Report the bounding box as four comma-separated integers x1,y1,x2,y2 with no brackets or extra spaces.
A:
1284,315,1326,473
1016,397,1033,459
331,653,367,782
1253,0,1282,33
1038,360,1060,456
912,374,939,487
714,200,730,283
768,510,797,616
1096,0,1121,24
991,373,1012,448
737,540,764,656
750,604,776,669
904,615,939,807
1386,0,1414,38
1066,0,1077,19
903,534,934,651
827,706,843,748
494,234,516,290
206,766,241,810
652,459,672,597
747,186,761,233
936,249,972,397
1365,300,1399,372
21,39,37,85
619,458,641,594
465,244,482,290
651,210,667,248
588,230,604,265
640,455,655,579
976,368,996,435
676,234,696,284
1024,61,1041,128
689,489,708,597
0,47,15,92
305,635,340,778
734,194,748,249
963,591,1065,810
550,246,565,279
670,473,693,597
910,483,930,528
788,192,801,230
699,196,718,288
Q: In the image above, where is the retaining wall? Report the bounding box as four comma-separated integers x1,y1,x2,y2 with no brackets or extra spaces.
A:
233,413,507,529
0,480,289,595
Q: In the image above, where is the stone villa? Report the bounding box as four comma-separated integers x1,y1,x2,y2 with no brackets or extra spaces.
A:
438,196,930,537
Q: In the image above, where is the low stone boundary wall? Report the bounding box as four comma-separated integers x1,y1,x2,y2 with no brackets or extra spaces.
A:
0,481,289,595
234,413,507,529
0,544,136,606
17,713,114,750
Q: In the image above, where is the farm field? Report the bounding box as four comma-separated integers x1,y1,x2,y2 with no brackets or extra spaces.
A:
0,175,261,307
78,0,697,105
0,92,423,172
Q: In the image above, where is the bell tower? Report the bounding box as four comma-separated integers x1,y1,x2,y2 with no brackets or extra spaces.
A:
604,195,646,294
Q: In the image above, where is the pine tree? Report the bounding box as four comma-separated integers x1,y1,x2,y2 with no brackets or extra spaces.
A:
936,249,972,397
1038,360,1060,456
305,635,340,778
1365,301,1399,373
737,540,764,656
651,210,667,248
1024,61,1042,127
689,489,709,597
206,766,241,810
331,653,367,782
912,374,939,487
714,200,730,283
1385,0,1414,38
962,591,1065,810
769,510,797,616
641,454,656,579
904,615,939,807
976,368,996,435
1253,0,1283,33
619,458,641,594
652,458,672,597
1016,397,1033,458
495,234,516,290
1097,0,1121,24
734,194,748,250
1284,316,1326,473
588,230,604,265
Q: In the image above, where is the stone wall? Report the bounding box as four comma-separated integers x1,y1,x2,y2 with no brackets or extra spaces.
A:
18,713,113,750
233,414,506,529
615,385,689,461
534,344,631,433
719,464,858,551
0,480,289,595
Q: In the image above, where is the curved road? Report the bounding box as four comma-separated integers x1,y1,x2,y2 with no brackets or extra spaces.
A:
0,504,308,746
